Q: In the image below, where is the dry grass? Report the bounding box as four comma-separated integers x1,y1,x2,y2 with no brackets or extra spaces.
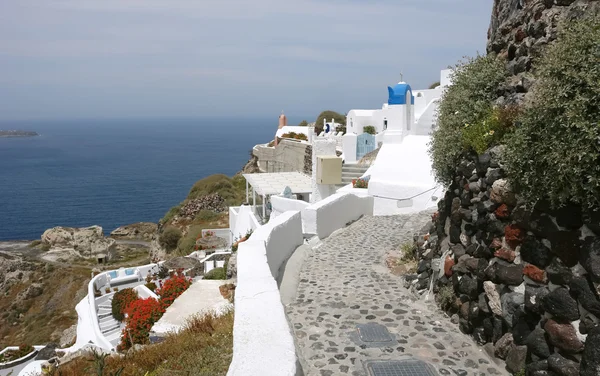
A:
0,265,90,348
50,310,234,376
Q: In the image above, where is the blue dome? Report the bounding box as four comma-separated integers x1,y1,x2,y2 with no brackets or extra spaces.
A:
387,83,414,105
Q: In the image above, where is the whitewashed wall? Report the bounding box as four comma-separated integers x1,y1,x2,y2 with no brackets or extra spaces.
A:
270,196,309,220
302,193,374,239
227,211,303,376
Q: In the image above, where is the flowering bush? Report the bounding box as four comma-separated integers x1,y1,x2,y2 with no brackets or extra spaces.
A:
231,229,253,252
352,178,369,189
111,288,139,322
0,344,34,362
156,273,192,308
118,297,165,351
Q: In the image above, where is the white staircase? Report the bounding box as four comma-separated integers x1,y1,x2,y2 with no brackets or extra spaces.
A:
340,164,369,186
95,294,123,348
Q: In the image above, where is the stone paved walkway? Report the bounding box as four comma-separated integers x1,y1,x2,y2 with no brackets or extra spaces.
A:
285,213,509,376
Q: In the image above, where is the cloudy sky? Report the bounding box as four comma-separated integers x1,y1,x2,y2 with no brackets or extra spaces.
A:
0,0,492,120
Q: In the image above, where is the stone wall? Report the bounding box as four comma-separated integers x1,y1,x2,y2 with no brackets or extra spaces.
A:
407,148,600,375
487,0,600,104
254,140,310,173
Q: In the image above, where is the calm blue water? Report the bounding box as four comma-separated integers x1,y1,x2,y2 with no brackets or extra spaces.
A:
0,118,276,240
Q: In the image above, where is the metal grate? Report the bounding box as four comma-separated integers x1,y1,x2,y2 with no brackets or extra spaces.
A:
357,323,395,343
366,360,438,376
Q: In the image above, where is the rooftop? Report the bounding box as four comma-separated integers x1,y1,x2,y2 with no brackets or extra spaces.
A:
243,172,312,196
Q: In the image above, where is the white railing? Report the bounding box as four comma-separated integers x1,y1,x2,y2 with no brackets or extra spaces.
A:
227,211,303,376
87,263,159,351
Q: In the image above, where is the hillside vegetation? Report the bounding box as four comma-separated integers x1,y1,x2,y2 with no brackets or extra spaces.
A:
48,311,234,376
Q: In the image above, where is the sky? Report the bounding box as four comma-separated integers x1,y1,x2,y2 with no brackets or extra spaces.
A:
0,0,493,120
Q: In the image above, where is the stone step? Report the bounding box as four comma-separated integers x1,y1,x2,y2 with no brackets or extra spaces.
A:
104,328,122,346
98,308,111,316
99,315,117,325
101,321,120,334
98,304,112,310
342,166,368,172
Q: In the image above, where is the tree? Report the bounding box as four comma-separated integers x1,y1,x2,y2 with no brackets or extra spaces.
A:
298,120,308,127
428,81,440,89
314,110,346,134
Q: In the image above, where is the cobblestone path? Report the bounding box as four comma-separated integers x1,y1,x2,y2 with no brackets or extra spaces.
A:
285,213,509,376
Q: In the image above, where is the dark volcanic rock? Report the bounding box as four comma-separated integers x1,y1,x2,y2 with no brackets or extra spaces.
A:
580,237,600,282
580,326,600,376
492,263,523,286
505,344,527,374
541,288,579,322
546,258,574,285
554,203,583,230
458,275,479,300
525,285,549,315
520,235,552,268
549,230,581,267
35,343,58,360
547,353,580,376
502,292,524,328
544,319,584,354
526,360,548,375
569,277,600,317
494,332,514,360
525,328,551,359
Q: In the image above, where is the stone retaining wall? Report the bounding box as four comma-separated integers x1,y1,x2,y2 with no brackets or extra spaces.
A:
407,148,600,375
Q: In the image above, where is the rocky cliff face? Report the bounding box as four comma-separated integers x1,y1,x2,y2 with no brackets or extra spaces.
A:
41,225,116,260
487,0,600,103
110,222,157,240
408,149,600,375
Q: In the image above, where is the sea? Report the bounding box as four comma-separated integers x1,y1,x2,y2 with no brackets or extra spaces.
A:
0,118,279,241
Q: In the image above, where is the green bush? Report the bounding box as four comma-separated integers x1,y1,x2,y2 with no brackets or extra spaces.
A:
461,106,520,154
315,110,346,134
111,288,139,321
429,54,508,184
298,120,308,126
204,267,226,280
505,17,600,209
428,81,440,89
160,204,182,225
363,126,376,135
145,282,157,292
159,226,182,252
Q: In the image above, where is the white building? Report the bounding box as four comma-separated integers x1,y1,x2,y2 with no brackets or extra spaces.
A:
345,69,453,140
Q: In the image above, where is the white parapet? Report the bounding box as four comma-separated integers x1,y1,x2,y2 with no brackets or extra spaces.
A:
302,192,374,239
227,211,303,376
342,133,358,164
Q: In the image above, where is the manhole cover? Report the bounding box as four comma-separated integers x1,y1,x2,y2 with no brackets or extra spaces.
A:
366,359,438,376
357,323,394,343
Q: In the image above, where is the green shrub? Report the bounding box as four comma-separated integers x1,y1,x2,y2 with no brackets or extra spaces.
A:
30,240,42,248
363,126,376,135
429,54,508,184
461,106,520,154
41,243,51,252
504,17,600,209
428,81,440,89
111,288,139,321
315,110,346,134
145,282,157,292
177,225,204,255
159,226,182,252
437,285,456,311
298,120,308,126
195,210,218,222
160,204,182,225
204,267,226,280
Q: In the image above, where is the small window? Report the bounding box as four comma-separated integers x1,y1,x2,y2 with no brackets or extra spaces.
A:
417,92,423,97
383,119,388,130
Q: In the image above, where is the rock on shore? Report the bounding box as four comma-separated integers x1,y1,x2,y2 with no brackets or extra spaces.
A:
41,225,116,260
110,222,157,240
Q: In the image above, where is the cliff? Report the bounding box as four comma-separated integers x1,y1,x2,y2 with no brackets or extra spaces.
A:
488,0,600,104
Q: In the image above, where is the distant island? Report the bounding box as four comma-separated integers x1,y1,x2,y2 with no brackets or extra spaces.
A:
0,130,39,138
